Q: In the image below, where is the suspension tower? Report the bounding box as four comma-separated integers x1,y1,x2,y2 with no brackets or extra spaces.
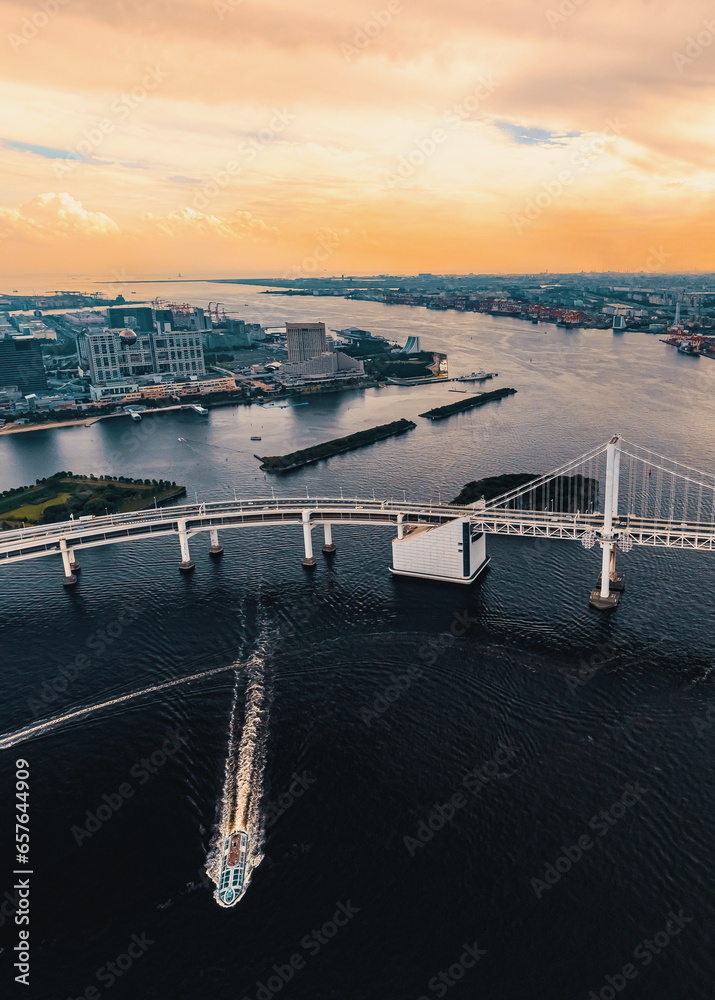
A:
590,434,624,610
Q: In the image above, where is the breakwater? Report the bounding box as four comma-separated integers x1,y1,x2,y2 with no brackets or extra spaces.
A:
256,418,416,473
419,387,517,421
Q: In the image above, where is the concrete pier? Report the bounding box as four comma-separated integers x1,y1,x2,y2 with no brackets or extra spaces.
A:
589,588,620,610
68,546,80,573
322,522,336,555
59,538,77,587
177,518,195,572
209,527,224,557
301,510,316,568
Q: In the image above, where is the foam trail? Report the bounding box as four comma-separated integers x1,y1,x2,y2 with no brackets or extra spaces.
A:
0,663,240,750
207,651,271,906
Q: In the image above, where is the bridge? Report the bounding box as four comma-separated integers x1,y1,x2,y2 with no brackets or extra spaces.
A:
1,435,714,609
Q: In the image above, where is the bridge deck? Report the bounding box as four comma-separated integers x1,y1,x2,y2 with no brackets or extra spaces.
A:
1,496,714,568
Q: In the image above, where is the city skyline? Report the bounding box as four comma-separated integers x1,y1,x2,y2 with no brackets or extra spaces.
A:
1,0,714,278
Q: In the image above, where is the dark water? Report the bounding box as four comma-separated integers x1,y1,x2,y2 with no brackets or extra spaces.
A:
1,283,714,999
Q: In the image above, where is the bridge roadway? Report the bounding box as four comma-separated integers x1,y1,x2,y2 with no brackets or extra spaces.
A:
0,498,468,568
1,497,713,577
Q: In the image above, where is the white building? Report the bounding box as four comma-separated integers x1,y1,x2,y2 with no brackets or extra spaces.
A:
391,517,490,584
276,351,364,379
286,322,326,363
78,326,206,386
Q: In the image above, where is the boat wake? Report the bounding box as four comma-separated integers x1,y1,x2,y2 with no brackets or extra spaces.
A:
207,652,271,907
0,663,241,751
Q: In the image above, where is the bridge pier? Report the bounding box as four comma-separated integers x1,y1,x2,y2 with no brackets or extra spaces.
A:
590,435,621,609
597,546,625,593
396,513,405,540
301,510,316,568
322,522,336,555
68,546,80,574
209,527,224,557
59,538,77,587
591,540,620,609
177,518,195,572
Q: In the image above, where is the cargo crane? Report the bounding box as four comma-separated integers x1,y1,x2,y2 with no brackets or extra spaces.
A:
207,302,227,324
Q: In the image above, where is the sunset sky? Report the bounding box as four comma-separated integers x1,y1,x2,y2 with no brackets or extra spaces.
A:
1,0,714,278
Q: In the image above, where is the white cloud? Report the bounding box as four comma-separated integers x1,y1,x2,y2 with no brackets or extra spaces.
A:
0,192,119,240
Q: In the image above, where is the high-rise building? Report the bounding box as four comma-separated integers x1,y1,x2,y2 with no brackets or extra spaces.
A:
286,322,327,363
107,306,155,331
155,305,210,332
0,335,47,394
77,326,206,385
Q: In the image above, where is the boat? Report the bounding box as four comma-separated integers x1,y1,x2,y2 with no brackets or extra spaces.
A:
190,404,209,415
217,830,248,906
531,317,538,324
250,435,262,441
677,341,700,356
455,372,498,383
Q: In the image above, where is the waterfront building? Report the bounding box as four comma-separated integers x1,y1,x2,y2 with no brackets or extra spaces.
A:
286,322,327,363
78,326,206,385
276,351,364,379
137,376,236,399
0,335,47,394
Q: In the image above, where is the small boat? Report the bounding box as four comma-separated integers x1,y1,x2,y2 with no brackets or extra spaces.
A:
455,372,498,383
250,435,262,441
217,830,248,907
190,404,209,415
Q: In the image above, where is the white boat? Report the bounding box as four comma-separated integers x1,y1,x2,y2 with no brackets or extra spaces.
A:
217,830,248,906
455,372,497,382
